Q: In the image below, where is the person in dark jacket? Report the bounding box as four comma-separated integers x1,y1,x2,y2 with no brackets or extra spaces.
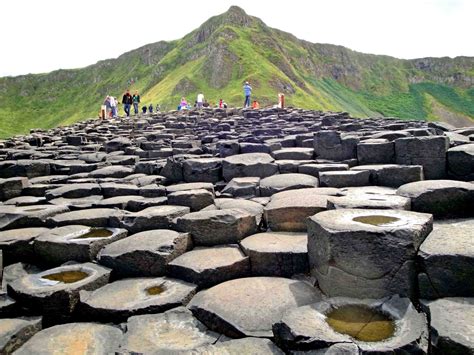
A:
122,90,133,117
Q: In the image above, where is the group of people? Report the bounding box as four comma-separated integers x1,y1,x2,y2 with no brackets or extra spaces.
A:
102,80,260,119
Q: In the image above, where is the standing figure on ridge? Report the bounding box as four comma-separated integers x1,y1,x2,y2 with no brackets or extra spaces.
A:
243,81,252,108
122,90,133,117
132,91,141,115
110,97,118,118
196,93,204,109
180,97,188,110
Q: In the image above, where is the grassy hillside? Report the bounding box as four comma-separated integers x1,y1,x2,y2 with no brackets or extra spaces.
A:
0,6,473,138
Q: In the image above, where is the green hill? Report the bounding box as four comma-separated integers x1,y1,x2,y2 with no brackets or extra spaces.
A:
0,6,473,138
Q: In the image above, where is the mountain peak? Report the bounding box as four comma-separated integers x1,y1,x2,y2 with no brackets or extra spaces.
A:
220,5,254,27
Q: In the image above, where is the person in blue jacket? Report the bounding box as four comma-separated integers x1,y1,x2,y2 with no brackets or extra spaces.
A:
243,81,252,108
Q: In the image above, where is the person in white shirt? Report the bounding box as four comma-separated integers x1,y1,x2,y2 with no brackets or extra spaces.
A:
196,93,204,109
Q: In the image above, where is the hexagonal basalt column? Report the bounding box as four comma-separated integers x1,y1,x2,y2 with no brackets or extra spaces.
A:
14,323,123,355
98,229,192,277
273,295,428,353
418,219,474,299
240,232,308,277
0,317,42,354
120,307,219,353
34,225,128,266
78,277,197,322
188,277,321,338
264,188,339,232
7,262,110,317
422,298,474,354
307,209,433,298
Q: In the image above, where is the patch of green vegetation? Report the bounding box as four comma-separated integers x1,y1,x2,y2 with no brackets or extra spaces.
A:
0,6,473,138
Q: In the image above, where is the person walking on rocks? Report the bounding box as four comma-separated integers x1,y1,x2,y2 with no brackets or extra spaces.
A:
243,81,252,108
110,97,118,118
103,96,112,118
122,90,133,117
196,93,204,109
132,91,141,115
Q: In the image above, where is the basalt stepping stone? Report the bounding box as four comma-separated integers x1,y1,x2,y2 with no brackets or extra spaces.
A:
298,163,349,177
397,180,474,218
319,170,371,188
78,277,197,322
166,182,215,194
0,177,30,201
0,205,69,231
34,225,128,266
98,229,191,277
272,147,314,160
192,337,284,354
176,209,257,246
0,228,49,265
14,322,123,355
447,143,474,181
110,206,190,234
222,153,278,181
48,195,103,210
221,177,261,198
259,173,319,197
351,164,424,187
422,298,474,354
213,198,264,226
168,189,214,212
44,183,101,200
418,219,474,299
124,196,168,212
93,195,145,209
188,277,321,338
182,158,222,183
0,317,42,354
4,196,46,207
120,307,219,353
89,165,134,178
307,209,433,298
1,263,42,293
240,232,308,277
395,136,448,179
7,262,110,316
326,192,411,210
273,295,428,353
357,139,395,165
99,182,140,197
340,186,397,196
167,245,250,288
47,208,122,228
263,188,340,232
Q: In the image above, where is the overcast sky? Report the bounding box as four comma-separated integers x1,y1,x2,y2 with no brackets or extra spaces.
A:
1,0,472,77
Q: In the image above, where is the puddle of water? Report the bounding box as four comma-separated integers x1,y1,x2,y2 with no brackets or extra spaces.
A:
73,228,113,239
42,270,89,284
326,304,395,342
352,215,400,227
146,285,166,295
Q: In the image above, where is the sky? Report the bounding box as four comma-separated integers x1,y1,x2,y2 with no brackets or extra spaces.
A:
0,0,472,77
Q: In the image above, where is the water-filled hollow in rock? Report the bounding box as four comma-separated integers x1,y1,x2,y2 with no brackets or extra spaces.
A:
73,228,113,239
326,304,395,342
352,215,400,227
41,270,89,284
146,284,166,295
